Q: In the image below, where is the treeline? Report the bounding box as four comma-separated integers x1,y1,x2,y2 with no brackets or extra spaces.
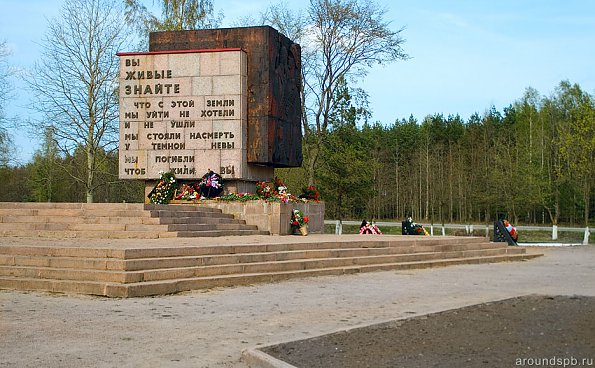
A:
0,80,592,227
0,147,144,203
279,81,595,226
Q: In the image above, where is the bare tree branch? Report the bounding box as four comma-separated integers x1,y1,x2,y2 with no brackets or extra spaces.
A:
26,0,131,202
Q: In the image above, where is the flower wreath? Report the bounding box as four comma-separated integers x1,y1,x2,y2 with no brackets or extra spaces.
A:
198,170,223,198
148,171,177,204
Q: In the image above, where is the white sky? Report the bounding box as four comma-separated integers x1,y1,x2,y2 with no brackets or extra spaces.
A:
1,0,594,163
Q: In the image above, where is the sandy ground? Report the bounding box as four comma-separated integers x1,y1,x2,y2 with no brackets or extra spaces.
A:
1,246,594,368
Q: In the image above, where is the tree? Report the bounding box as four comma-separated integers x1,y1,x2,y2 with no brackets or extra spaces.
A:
302,0,408,185
125,0,222,37
317,77,373,220
29,128,59,202
260,0,407,185
555,81,595,226
0,40,15,167
26,0,131,203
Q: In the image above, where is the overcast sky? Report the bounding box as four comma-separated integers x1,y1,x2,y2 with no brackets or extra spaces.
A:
1,0,594,163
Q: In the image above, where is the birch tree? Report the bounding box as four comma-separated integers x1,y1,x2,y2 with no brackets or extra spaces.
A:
260,0,407,185
27,0,130,202
125,0,222,36
0,41,14,167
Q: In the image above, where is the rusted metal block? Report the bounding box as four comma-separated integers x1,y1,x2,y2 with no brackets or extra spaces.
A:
149,26,302,168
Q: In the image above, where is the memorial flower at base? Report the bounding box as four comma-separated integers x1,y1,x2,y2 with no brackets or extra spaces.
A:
148,171,177,204
256,181,276,199
290,209,309,235
175,183,198,200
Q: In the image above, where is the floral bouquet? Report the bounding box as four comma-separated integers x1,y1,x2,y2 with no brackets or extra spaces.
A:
256,181,276,198
148,171,177,204
198,170,223,198
299,185,321,201
175,183,199,200
290,209,309,235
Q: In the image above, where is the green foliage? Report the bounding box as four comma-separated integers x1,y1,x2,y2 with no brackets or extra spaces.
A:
310,81,594,226
315,76,374,220
125,0,221,37
217,193,261,202
0,166,31,202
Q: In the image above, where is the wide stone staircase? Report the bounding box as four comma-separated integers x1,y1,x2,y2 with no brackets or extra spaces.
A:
0,202,267,238
0,235,541,297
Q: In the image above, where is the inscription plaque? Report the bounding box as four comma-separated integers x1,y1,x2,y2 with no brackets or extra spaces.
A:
117,49,253,180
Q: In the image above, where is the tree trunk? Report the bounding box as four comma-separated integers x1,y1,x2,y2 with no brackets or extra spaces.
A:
584,179,591,227
305,139,320,186
86,148,94,203
424,141,429,220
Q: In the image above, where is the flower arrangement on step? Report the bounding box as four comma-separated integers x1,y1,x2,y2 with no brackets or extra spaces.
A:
254,177,298,203
172,175,321,204
290,209,309,235
174,170,224,201
175,183,199,200
148,171,177,204
255,180,277,199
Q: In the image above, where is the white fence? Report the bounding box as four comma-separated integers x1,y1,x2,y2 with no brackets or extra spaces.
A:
325,220,592,245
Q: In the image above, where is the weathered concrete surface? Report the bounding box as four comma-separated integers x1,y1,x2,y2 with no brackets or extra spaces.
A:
1,246,593,368
150,26,302,168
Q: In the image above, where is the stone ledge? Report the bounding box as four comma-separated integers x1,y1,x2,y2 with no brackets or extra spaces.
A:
193,201,325,235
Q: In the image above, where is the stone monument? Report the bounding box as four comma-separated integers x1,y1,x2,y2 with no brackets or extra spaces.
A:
118,26,302,196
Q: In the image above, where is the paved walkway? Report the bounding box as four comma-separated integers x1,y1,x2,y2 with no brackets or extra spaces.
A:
1,245,593,368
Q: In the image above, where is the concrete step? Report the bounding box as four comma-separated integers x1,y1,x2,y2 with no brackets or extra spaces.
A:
155,216,246,225
0,239,496,261
0,208,152,218
0,242,505,272
0,215,162,225
0,276,111,296
0,208,230,219
0,223,172,232
0,266,134,283
0,254,124,270
0,202,144,210
166,223,259,232
148,210,234,219
131,248,515,281
0,252,541,297
0,248,527,283
117,242,503,270
0,229,174,239
174,229,270,237
115,253,544,297
0,202,262,238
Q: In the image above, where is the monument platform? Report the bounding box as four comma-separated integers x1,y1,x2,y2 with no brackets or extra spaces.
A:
0,223,542,297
